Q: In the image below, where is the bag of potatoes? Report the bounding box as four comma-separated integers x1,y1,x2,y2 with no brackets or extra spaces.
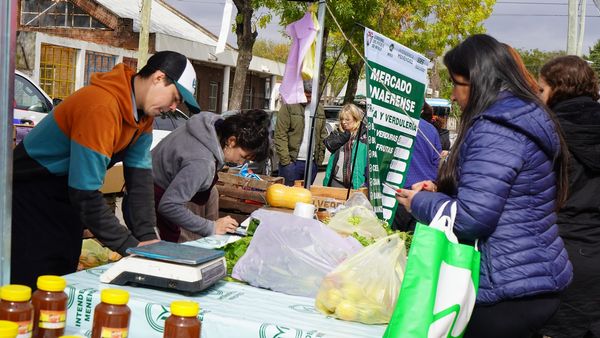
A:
315,233,408,324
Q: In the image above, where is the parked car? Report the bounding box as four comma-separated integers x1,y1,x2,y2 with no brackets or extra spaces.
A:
324,105,342,134
427,98,452,117
153,109,189,131
13,70,54,125
221,109,278,176
151,108,191,149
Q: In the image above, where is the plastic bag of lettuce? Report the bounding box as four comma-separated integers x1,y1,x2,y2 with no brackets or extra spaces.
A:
222,218,259,276
326,192,412,250
327,193,388,240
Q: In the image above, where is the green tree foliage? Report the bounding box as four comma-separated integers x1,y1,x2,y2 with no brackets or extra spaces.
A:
228,0,281,110
516,48,565,77
587,39,600,77
253,39,290,63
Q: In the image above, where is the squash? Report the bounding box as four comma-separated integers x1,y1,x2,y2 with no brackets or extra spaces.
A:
266,183,312,209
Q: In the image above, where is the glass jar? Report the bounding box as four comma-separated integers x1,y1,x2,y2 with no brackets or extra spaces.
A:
91,289,130,338
163,300,201,338
0,284,33,338
32,276,68,338
0,320,19,338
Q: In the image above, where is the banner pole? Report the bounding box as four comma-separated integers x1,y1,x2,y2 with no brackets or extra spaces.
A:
304,0,326,189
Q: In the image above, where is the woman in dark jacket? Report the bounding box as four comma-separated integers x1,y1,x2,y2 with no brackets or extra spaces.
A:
396,35,572,337
538,55,600,338
322,103,368,189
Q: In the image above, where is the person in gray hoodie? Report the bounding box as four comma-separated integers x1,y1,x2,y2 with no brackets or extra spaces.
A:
152,109,270,242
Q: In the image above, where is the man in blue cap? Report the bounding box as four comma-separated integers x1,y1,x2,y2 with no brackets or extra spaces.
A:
11,50,200,288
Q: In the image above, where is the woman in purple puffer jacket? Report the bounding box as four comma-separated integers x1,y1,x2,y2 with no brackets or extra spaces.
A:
396,34,573,337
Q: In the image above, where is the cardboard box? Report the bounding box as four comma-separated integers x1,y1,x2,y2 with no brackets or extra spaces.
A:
100,163,125,194
309,185,369,210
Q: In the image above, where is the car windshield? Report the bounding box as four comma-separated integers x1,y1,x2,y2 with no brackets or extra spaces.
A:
14,74,51,113
324,106,341,120
153,109,189,131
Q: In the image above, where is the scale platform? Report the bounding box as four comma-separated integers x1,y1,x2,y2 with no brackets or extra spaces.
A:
100,241,227,293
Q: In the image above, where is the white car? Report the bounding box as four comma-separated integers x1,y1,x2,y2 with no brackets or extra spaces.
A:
13,70,54,125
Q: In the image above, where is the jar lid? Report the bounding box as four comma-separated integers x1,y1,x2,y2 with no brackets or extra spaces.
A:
100,289,129,305
0,320,18,336
37,275,67,292
0,285,31,302
170,300,199,317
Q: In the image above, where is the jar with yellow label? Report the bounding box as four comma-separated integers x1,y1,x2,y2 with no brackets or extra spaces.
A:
0,284,33,338
32,276,68,338
91,289,130,338
0,320,19,338
163,300,201,338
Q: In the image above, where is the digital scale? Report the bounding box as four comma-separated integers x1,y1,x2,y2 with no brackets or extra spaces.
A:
100,241,227,293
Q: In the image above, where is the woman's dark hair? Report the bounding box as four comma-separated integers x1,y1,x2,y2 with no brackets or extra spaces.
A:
216,109,270,162
420,101,433,123
439,34,569,208
540,55,600,107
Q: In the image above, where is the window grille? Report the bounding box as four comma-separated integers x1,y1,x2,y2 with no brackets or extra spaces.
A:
39,44,76,100
21,0,107,29
209,81,218,112
84,51,117,85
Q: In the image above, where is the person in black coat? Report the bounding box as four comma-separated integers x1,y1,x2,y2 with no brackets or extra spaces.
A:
538,55,600,338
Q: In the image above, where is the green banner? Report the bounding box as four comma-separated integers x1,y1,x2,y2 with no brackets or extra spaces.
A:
364,28,429,221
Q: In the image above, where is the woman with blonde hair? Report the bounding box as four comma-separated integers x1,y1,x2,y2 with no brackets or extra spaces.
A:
322,103,368,189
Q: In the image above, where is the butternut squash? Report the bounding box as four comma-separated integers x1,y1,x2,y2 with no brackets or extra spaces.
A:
266,183,312,209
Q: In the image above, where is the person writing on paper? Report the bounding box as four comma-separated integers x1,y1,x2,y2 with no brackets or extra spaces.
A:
152,109,270,242
395,35,572,337
11,51,200,288
537,56,600,338
322,103,368,189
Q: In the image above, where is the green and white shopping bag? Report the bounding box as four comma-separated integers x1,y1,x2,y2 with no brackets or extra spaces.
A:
383,201,480,338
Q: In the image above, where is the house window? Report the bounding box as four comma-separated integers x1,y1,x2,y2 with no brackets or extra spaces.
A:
264,77,271,109
40,44,76,100
84,51,117,85
21,0,107,29
243,86,252,109
208,81,218,112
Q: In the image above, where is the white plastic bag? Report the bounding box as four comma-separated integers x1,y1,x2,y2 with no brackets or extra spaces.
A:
327,193,388,240
315,233,408,324
232,209,363,297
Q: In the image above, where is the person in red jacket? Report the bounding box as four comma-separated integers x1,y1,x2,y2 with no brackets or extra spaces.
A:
11,51,200,288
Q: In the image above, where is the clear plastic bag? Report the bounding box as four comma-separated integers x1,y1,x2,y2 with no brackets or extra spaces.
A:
78,239,122,270
315,233,408,324
231,209,363,297
327,193,388,240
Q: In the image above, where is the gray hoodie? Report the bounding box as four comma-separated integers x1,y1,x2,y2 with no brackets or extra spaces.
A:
152,113,225,236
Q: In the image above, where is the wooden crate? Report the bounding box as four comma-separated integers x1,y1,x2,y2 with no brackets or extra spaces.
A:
216,168,284,217
309,185,369,210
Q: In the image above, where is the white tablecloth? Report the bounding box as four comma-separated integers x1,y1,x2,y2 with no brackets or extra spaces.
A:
63,236,386,338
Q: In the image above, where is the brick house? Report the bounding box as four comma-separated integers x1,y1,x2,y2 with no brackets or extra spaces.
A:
16,0,284,113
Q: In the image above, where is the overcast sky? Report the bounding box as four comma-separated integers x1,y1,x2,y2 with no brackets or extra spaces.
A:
166,0,600,54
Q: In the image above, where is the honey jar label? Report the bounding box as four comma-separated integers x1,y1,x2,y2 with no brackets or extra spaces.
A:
101,327,128,338
15,319,32,338
39,310,66,328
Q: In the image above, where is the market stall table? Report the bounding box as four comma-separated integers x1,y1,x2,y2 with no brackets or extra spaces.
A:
63,235,387,337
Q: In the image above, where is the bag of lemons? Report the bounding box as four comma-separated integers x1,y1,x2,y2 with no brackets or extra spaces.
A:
315,233,408,324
